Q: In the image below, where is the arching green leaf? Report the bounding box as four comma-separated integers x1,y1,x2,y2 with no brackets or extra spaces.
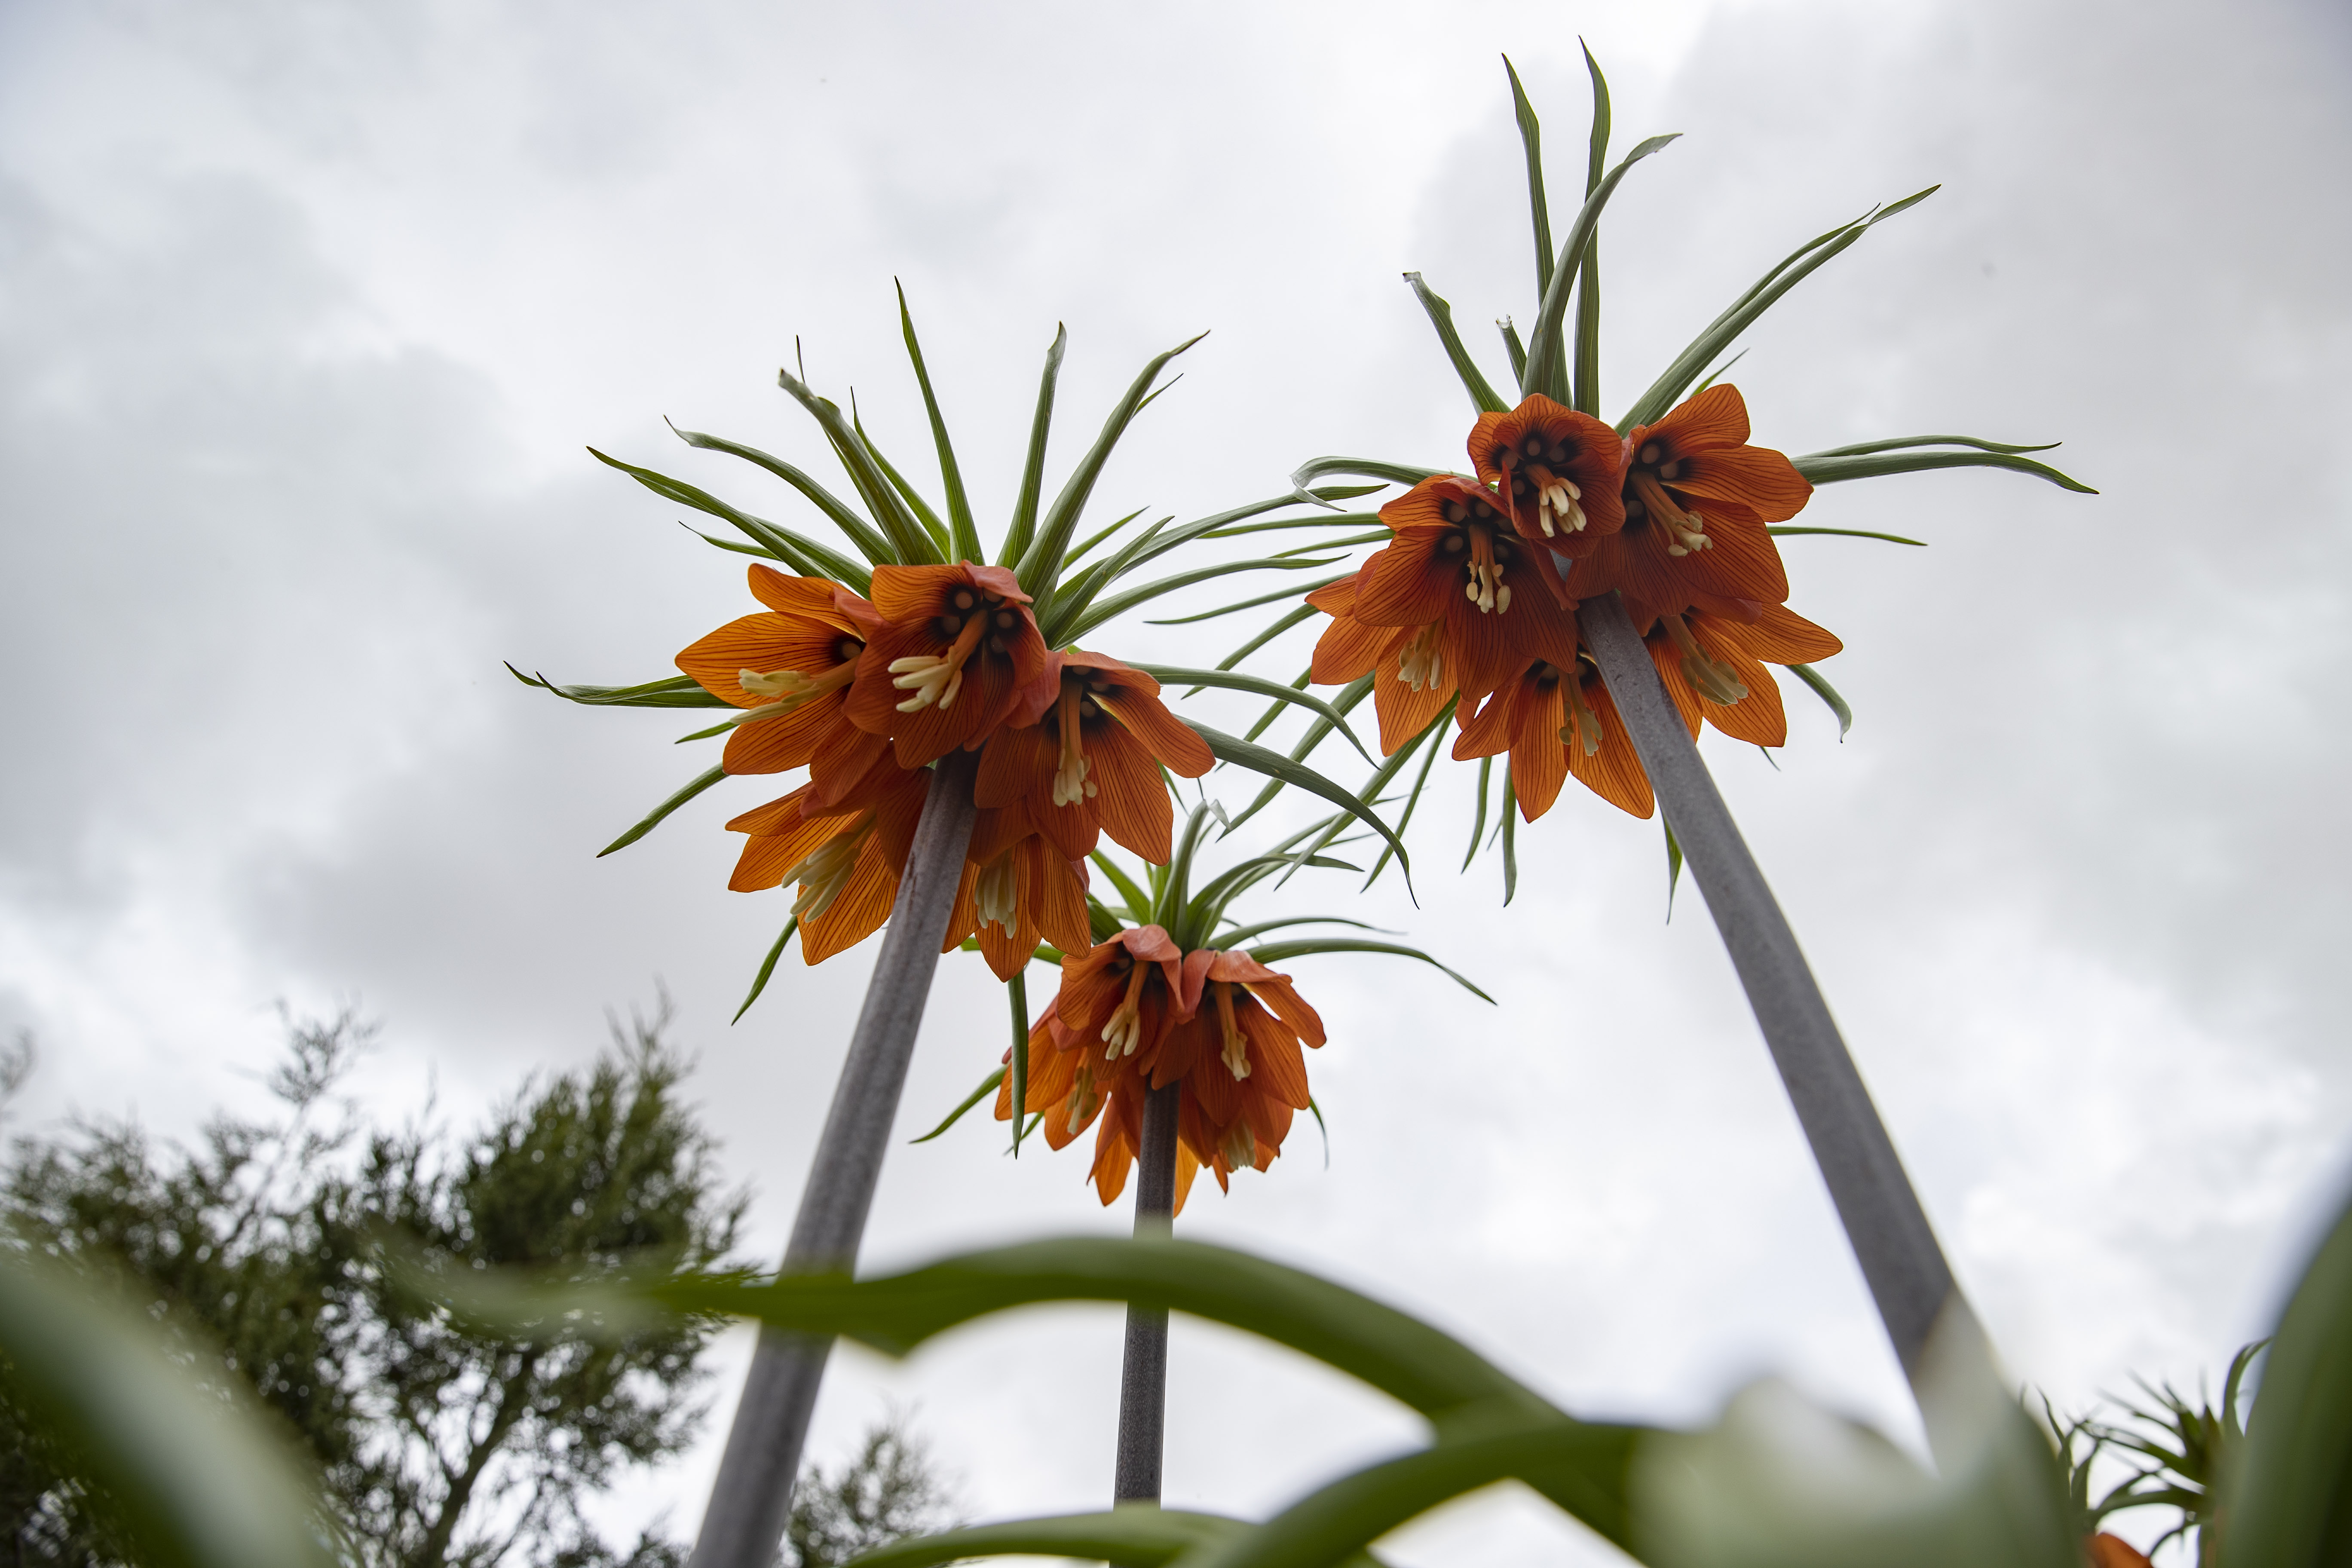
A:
910,1067,1005,1145
778,365,942,566
507,666,732,710
596,765,728,858
895,282,983,564
1133,665,1372,763
732,916,799,1024
1618,186,1939,432
1793,448,2095,493
1521,133,1681,404
1017,332,1207,600
1246,939,1491,1004
997,325,1069,569
1404,273,1510,415
589,445,875,589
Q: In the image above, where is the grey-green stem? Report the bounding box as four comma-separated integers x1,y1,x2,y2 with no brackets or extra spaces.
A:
688,751,980,1568
1576,590,1986,1425
1112,1081,1181,1502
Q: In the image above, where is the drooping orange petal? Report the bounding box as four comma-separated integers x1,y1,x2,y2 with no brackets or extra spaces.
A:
721,700,849,775
798,831,902,962
677,613,852,708
1567,677,1654,818
1715,601,1842,664
1675,445,1813,523
1372,656,1457,755
1236,999,1311,1108
1312,612,1402,686
1507,677,1571,821
1643,383,1750,453
1086,723,1173,864
1093,688,1214,778
1353,530,1458,628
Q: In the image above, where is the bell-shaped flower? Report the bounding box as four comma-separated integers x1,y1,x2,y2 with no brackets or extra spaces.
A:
1454,649,1653,821
1644,601,1843,748
845,563,1053,767
975,650,1214,864
1468,393,1627,566
675,565,888,806
1566,384,1811,619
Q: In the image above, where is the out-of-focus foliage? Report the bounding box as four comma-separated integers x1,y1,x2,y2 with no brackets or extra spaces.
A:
779,1419,954,1568
0,1006,744,1568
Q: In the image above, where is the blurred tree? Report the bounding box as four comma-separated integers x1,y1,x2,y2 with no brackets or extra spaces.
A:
0,1004,769,1568
778,1419,952,1568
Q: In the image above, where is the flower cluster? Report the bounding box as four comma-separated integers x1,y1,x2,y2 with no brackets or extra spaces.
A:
680,562,1212,975
1310,386,1841,823
994,926,1325,1210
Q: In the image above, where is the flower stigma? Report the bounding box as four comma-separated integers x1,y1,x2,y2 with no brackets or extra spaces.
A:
1052,679,1102,807
783,823,870,921
1396,622,1446,693
890,589,995,712
1662,615,1749,706
1220,1118,1258,1173
974,852,1018,932
1100,961,1150,1060
1213,983,1251,1081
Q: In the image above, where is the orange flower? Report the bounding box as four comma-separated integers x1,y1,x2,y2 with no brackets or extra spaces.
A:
997,931,1326,1211
1565,384,1810,619
946,797,1095,981
845,563,1053,768
1308,554,1582,756
675,565,888,806
722,754,931,964
1454,650,1653,821
1468,394,1627,566
1350,476,1548,688
2088,1534,2152,1568
1644,602,1843,748
975,650,1215,864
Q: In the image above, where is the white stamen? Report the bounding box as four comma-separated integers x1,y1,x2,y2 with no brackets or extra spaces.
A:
784,835,862,922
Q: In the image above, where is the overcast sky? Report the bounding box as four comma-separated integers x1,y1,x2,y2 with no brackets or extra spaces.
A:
3,0,2349,1562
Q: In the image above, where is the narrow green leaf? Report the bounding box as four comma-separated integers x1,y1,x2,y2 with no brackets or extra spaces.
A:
911,1066,1005,1145
1060,556,1338,645
662,425,897,572
1286,456,1444,508
1276,530,1387,557
1498,318,1529,382
1793,448,2097,493
1215,914,1389,947
844,1510,1251,1568
1803,433,2062,459
589,444,875,590
1188,721,1412,885
1200,510,1383,540
1663,820,1683,920
1017,331,1207,602
596,765,728,857
1200,603,1320,687
1403,272,1510,415
1089,851,1154,928
1521,132,1681,404
1504,55,1555,301
681,523,779,559
1464,756,1493,872
1179,1406,1644,1568
1247,939,1491,1004
1361,709,1447,891
1571,41,1612,416
997,325,1068,569
895,282,982,563
1243,668,1314,745
0,1252,334,1568
652,1236,1550,1418
1007,972,1029,1155
1690,348,1748,397
1132,665,1372,763
1768,526,1929,546
1499,775,1519,904
777,365,941,566
1308,1097,1331,1169
1788,662,1852,739
1061,506,1152,570
1618,186,1940,432
851,395,954,557
1062,491,1364,635
732,916,799,1023
1228,675,1370,812
1147,574,1346,628
507,666,732,710
1266,707,1444,891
